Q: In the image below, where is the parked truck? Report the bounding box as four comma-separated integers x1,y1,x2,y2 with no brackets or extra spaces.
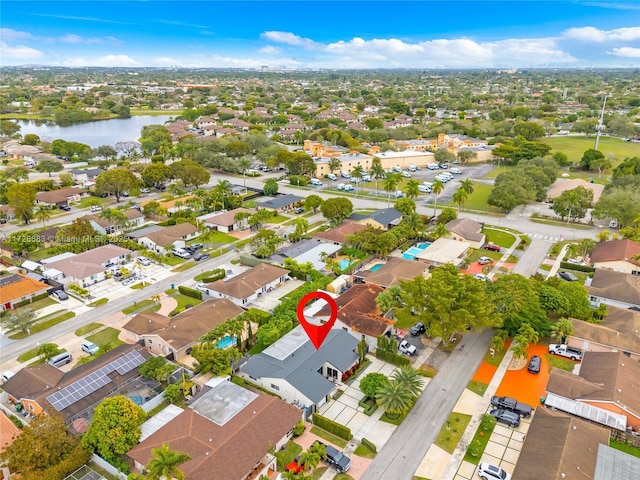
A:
490,396,533,418
548,344,583,361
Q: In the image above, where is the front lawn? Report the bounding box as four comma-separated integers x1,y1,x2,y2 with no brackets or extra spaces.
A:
268,215,289,224
73,196,109,209
466,248,503,264
310,426,348,448
482,228,516,248
17,343,60,363
193,231,236,245
122,299,158,314
467,380,489,396
610,438,640,458
75,323,102,336
440,183,502,214
308,467,328,480
171,261,195,272
163,256,186,266
354,443,377,459
393,308,417,330
15,296,56,312
172,293,203,314
544,354,576,372
484,345,509,368
276,441,302,471
86,327,124,349
9,311,75,339
463,416,497,464
434,413,472,454
88,298,109,307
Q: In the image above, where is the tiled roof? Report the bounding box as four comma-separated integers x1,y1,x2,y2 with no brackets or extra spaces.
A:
207,264,289,300
445,218,485,242
0,273,50,303
201,208,253,227
546,178,604,202
313,221,368,244
142,223,199,247
46,244,131,280
258,194,303,210
590,239,640,267
569,306,640,355
588,270,640,306
0,411,21,452
355,257,429,288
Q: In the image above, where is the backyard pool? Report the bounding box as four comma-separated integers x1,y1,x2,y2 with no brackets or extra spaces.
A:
402,242,431,260
338,258,355,271
128,395,143,406
369,263,384,272
216,335,236,349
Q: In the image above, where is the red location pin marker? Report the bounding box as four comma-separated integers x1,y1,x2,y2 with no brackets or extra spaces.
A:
297,291,338,350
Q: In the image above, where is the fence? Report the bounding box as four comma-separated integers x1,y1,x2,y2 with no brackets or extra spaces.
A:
141,391,166,413
89,454,127,480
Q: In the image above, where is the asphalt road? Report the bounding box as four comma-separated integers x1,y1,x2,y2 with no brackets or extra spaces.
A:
511,237,553,277
362,329,492,480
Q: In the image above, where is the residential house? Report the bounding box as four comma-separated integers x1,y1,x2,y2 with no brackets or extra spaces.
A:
206,264,290,307
353,208,403,230
124,208,145,228
80,214,120,235
127,379,302,480
567,307,640,360
2,344,152,425
546,178,605,204
545,351,640,430
316,283,393,350
257,194,303,213
354,257,430,288
511,408,611,480
45,244,131,287
124,225,165,242
0,411,21,478
122,299,244,362
313,221,368,245
445,218,486,249
587,270,640,309
268,238,341,271
139,196,197,215
70,168,104,185
0,273,50,311
137,223,199,254
415,237,471,267
0,205,15,221
590,239,640,275
35,187,87,208
240,326,359,408
199,207,254,233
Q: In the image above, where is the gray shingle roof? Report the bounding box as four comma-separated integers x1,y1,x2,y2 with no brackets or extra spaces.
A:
367,208,402,226
241,327,358,404
259,194,303,210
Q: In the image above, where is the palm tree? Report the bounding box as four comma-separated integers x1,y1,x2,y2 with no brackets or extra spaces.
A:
460,179,474,195
490,330,508,358
392,366,424,398
432,223,448,239
213,180,232,209
375,285,404,315
405,179,420,200
328,158,342,176
35,205,51,227
239,158,251,187
452,187,468,214
351,165,365,196
510,340,528,363
370,159,386,199
375,379,413,419
431,179,444,217
550,318,574,343
402,212,425,238
298,449,321,472
383,172,402,207
145,443,191,480
596,230,611,243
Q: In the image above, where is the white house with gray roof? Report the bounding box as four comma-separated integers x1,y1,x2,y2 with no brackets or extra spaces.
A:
239,325,359,409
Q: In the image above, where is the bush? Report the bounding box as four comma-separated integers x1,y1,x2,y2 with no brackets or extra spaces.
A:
559,262,595,273
375,349,410,366
361,437,377,453
292,420,306,437
288,175,310,186
178,285,202,300
312,413,352,441
200,268,226,283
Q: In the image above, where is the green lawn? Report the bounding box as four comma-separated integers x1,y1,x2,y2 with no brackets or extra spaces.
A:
193,231,236,245
73,196,109,209
276,441,302,470
309,426,348,448
482,228,517,248
463,418,497,464
354,443,377,459
130,281,150,289
268,215,289,224
544,354,577,372
14,296,56,312
467,380,489,396
441,183,502,214
172,293,203,314
393,308,417,330
466,248,503,264
530,215,594,230
434,413,472,454
75,323,102,336
122,299,157,314
163,256,186,266
484,345,509,368
334,474,355,480
86,327,124,349
17,343,60,363
171,261,195,272
542,136,639,167
610,438,640,458
88,298,109,307
9,311,75,339
308,467,328,480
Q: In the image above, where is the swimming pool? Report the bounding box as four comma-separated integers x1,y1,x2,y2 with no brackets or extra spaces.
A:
216,335,236,349
401,242,431,260
369,263,384,272
338,259,354,271
128,395,143,406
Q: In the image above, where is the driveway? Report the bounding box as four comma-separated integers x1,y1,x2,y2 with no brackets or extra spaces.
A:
248,278,303,312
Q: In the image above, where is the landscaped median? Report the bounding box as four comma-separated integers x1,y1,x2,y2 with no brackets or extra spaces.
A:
8,311,76,340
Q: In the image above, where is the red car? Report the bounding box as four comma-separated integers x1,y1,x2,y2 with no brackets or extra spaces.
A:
484,243,501,252
285,456,305,473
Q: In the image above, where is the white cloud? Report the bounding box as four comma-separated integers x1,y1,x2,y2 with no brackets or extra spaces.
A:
0,28,34,41
563,26,640,42
261,31,318,49
0,42,43,60
150,53,301,69
258,45,281,54
609,46,640,57
99,55,140,66
58,34,122,45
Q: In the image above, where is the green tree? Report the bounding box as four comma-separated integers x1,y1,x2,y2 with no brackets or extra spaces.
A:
321,197,353,225
457,150,477,164
431,179,444,217
375,379,413,418
5,166,30,182
263,178,279,195
171,159,210,187
35,160,64,177
434,148,456,165
139,125,172,157
190,345,242,375
593,186,640,229
328,158,342,175
552,186,594,222
0,308,37,336
404,179,420,199
95,168,140,202
56,218,96,242
550,318,574,343
305,194,323,213
142,162,173,189
488,170,536,212
580,148,605,170
37,343,59,361
375,285,404,315
0,119,20,137
6,182,36,224
437,207,457,225
81,396,147,461
460,179,474,195
145,443,191,480
490,330,509,357
298,449,321,473
163,383,183,404
138,356,175,382
3,230,42,254
392,365,424,398
369,158,386,198
383,172,402,207
351,165,365,195
452,187,468,214
394,197,416,216
513,121,545,140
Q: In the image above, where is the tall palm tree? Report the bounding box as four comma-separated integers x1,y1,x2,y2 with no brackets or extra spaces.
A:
392,366,424,398
452,187,468,214
145,443,191,480
328,158,342,176
460,179,474,195
383,172,402,207
550,318,574,343
35,205,51,227
432,223,448,239
239,158,251,187
298,450,321,472
404,179,420,200
375,285,404,315
402,212,425,238
351,165,365,196
375,379,413,419
213,180,232,210
431,179,444,217
309,440,327,460
369,159,386,199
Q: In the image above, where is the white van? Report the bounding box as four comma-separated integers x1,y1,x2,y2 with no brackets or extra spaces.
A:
427,163,440,170
341,171,351,179
327,173,338,181
310,178,323,186
173,248,191,259
344,184,354,191
48,351,72,368
362,174,371,182
423,181,433,188
418,185,431,193
337,183,346,190
408,164,417,172
393,165,402,172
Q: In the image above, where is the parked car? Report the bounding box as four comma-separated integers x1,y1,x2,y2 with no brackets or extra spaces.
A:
187,243,204,253
285,456,304,474
490,396,533,417
483,243,501,252
140,188,150,193
410,322,427,336
313,441,351,473
2,371,16,383
194,253,210,261
477,256,492,265
52,290,69,301
90,205,102,212
59,205,71,211
294,207,304,214
489,408,521,428
477,462,511,480
558,271,578,282
137,256,151,266
398,340,417,356
475,273,490,281
450,167,463,174
81,341,100,355
527,355,541,374
401,171,412,178
195,283,208,293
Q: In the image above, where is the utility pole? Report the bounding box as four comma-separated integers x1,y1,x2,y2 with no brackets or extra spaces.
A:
594,96,607,150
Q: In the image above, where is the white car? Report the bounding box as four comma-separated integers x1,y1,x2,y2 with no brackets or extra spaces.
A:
81,341,99,355
475,273,490,282
450,167,463,174
477,463,511,480
90,205,102,212
398,340,417,356
401,171,412,178
137,256,151,266
1,371,16,383
196,283,208,293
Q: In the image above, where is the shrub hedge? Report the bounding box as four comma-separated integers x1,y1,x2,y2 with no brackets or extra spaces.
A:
375,349,410,366
361,438,377,453
559,262,595,273
178,286,202,300
200,268,226,283
312,413,352,441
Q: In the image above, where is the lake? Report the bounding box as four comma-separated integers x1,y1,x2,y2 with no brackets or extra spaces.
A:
13,115,175,148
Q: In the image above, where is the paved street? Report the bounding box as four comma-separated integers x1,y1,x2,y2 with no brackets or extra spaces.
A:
362,329,492,480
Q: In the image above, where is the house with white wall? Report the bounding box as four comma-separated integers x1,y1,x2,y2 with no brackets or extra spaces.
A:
206,264,290,307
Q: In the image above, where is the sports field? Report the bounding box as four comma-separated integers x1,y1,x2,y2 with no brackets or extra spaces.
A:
542,136,639,166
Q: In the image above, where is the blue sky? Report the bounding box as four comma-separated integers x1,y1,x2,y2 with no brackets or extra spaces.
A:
1,1,639,68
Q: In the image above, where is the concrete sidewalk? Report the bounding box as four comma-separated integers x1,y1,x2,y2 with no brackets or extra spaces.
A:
488,232,521,279
546,242,572,279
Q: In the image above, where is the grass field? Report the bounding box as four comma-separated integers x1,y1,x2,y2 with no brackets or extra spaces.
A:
310,426,349,448
17,343,60,363
276,441,302,470
75,323,102,336
467,380,489,396
434,413,472,454
542,136,639,166
9,311,75,339
544,354,577,372
122,299,157,314
482,227,517,247
441,183,502,214
86,327,124,349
